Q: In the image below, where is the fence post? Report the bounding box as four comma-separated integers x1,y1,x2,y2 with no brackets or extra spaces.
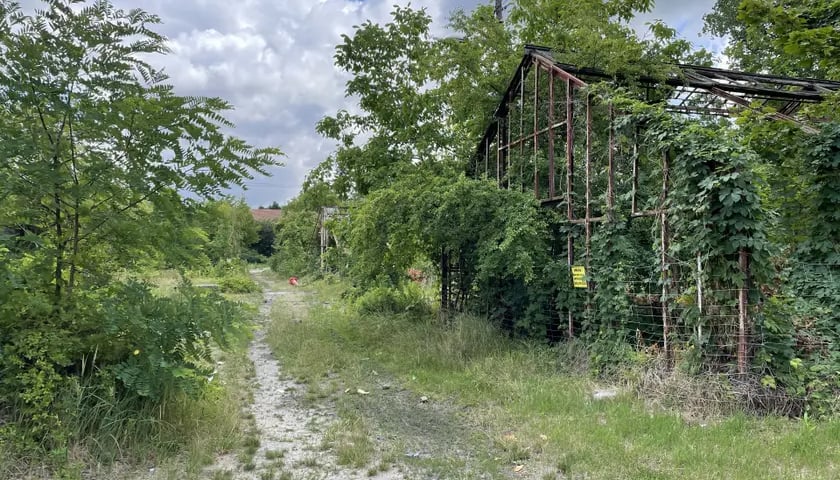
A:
738,249,749,375
661,149,671,362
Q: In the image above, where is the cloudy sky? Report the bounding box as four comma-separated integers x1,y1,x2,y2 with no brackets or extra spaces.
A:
102,0,721,207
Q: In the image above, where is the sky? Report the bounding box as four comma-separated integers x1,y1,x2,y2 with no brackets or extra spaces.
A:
98,0,721,207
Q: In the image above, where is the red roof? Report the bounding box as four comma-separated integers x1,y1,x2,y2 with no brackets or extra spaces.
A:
251,209,282,222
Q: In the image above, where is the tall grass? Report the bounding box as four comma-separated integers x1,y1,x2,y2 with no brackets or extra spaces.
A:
266,281,840,480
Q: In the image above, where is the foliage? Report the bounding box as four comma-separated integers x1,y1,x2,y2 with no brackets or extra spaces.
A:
250,221,277,259
307,0,839,416
102,281,250,400
354,283,430,317
199,198,260,264
346,174,549,329
218,274,261,294
270,209,319,276
705,0,840,78
313,6,452,197
0,0,280,454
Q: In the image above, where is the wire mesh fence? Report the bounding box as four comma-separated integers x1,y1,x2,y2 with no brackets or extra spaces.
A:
482,258,840,415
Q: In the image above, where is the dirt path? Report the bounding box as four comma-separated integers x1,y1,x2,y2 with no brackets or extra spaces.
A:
207,270,403,480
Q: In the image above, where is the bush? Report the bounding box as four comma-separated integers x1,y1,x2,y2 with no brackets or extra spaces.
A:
218,274,260,294
354,284,430,317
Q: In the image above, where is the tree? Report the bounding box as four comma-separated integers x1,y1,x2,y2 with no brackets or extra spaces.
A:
0,0,281,448
0,0,280,301
201,198,260,263
705,0,840,79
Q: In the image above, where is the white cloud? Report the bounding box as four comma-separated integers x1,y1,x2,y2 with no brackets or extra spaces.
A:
93,0,723,206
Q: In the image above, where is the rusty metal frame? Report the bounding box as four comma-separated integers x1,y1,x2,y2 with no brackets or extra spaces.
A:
469,45,840,371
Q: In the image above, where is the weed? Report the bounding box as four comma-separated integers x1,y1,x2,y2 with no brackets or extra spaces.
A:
298,456,320,468
265,449,286,460
321,413,375,468
211,470,234,480
264,279,840,480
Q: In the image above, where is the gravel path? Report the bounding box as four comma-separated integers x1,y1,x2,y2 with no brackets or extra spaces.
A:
208,272,403,480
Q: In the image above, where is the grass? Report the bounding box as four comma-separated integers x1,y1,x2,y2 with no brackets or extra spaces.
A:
0,267,262,480
53,331,255,480
321,411,375,468
265,278,840,480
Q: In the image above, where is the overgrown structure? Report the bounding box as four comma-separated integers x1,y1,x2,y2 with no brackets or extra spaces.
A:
469,46,840,374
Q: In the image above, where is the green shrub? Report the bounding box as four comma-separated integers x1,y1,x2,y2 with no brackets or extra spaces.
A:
354,284,430,317
102,281,251,400
218,274,261,294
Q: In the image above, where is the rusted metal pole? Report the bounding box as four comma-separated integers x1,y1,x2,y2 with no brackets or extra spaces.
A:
607,104,616,220
484,136,489,179
585,94,592,276
441,248,449,312
548,71,556,199
519,66,525,191
738,249,749,375
632,128,639,215
506,115,512,189
566,78,575,217
533,64,540,198
696,252,704,344
661,149,671,361
566,78,575,339
496,120,502,185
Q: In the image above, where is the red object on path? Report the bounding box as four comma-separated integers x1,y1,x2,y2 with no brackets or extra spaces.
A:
288,276,299,286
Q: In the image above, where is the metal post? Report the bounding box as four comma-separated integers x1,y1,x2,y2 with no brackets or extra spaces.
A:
585,94,592,276
661,149,671,361
441,248,449,312
533,64,539,198
566,78,575,338
607,104,616,220
696,252,704,344
548,71,556,199
496,120,501,185
507,113,512,189
520,66,524,192
632,128,639,215
484,136,489,179
738,249,749,375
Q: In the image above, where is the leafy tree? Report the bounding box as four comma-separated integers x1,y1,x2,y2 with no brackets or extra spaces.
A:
270,181,340,276
705,0,840,79
0,0,280,449
200,198,260,263
314,6,452,196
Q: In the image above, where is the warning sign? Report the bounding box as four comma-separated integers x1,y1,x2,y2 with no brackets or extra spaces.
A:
571,266,587,289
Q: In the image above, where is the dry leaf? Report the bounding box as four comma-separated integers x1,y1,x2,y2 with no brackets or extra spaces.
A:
513,464,524,473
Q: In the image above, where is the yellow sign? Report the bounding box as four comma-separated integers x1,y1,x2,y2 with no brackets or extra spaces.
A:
571,266,587,288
